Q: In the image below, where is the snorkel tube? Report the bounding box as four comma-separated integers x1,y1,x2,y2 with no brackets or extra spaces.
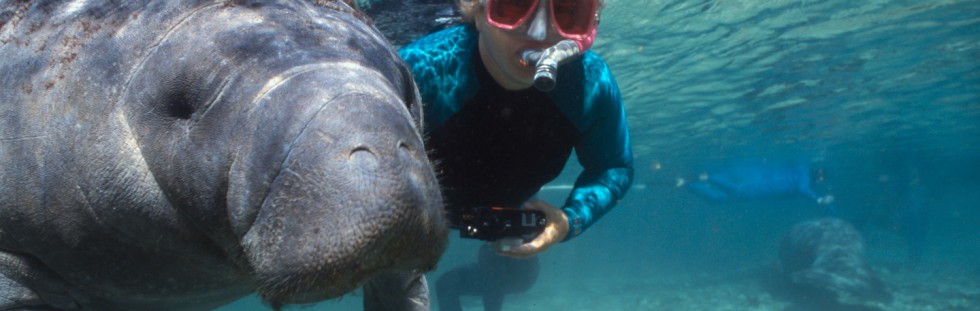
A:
519,12,598,91
521,39,581,91
504,0,602,91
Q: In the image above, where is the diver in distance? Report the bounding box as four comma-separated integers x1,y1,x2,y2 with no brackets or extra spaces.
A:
677,162,837,215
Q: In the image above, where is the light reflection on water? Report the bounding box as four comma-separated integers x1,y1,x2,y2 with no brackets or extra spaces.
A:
596,0,978,171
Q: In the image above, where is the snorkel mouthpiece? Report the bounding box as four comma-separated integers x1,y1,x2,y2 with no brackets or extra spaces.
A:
521,39,581,91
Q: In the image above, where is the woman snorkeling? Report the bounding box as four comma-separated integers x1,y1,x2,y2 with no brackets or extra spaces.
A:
400,0,633,258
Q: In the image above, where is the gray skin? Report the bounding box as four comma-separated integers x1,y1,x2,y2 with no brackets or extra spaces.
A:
779,218,891,306
0,0,448,310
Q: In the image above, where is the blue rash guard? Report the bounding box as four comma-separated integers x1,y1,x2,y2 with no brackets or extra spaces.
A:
684,163,838,216
399,25,633,240
686,164,818,202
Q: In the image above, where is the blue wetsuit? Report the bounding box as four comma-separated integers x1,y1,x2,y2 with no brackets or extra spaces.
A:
686,164,817,202
685,163,836,214
399,25,633,240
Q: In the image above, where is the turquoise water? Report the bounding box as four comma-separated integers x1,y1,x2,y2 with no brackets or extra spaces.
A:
222,0,979,309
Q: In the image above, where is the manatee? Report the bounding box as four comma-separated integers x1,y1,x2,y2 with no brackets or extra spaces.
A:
0,0,448,310
779,218,891,306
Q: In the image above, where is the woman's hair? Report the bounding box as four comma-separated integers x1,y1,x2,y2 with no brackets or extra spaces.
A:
455,0,607,26
456,0,481,24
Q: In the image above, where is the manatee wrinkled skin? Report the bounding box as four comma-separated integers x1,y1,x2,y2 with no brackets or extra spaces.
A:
779,218,891,306
0,0,448,310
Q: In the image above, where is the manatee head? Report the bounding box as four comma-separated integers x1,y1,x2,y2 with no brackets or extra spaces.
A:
116,1,448,305
236,75,448,304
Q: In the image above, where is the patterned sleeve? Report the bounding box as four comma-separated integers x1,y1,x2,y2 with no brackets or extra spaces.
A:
561,56,634,240
398,26,479,133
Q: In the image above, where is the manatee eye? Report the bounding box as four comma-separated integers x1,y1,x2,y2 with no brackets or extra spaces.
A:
162,76,200,120
166,96,195,119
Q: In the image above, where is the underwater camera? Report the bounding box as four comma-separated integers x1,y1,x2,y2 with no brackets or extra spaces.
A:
453,207,547,242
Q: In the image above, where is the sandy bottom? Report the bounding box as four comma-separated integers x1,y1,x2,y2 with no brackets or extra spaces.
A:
221,261,979,311
472,264,980,311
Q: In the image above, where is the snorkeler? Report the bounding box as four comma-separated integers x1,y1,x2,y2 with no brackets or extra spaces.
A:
400,0,632,257
678,162,836,215
392,0,631,309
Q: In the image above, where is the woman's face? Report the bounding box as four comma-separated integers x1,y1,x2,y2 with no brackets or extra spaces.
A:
475,1,568,90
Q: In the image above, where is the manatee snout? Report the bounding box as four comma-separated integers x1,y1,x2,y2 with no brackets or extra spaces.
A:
241,73,448,304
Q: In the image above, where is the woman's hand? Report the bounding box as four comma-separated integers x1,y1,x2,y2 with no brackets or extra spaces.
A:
493,199,569,259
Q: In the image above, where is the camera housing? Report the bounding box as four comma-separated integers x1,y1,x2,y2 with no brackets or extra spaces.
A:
454,207,548,242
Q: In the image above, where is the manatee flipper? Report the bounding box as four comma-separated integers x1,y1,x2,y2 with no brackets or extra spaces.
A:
0,251,79,310
363,271,429,311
